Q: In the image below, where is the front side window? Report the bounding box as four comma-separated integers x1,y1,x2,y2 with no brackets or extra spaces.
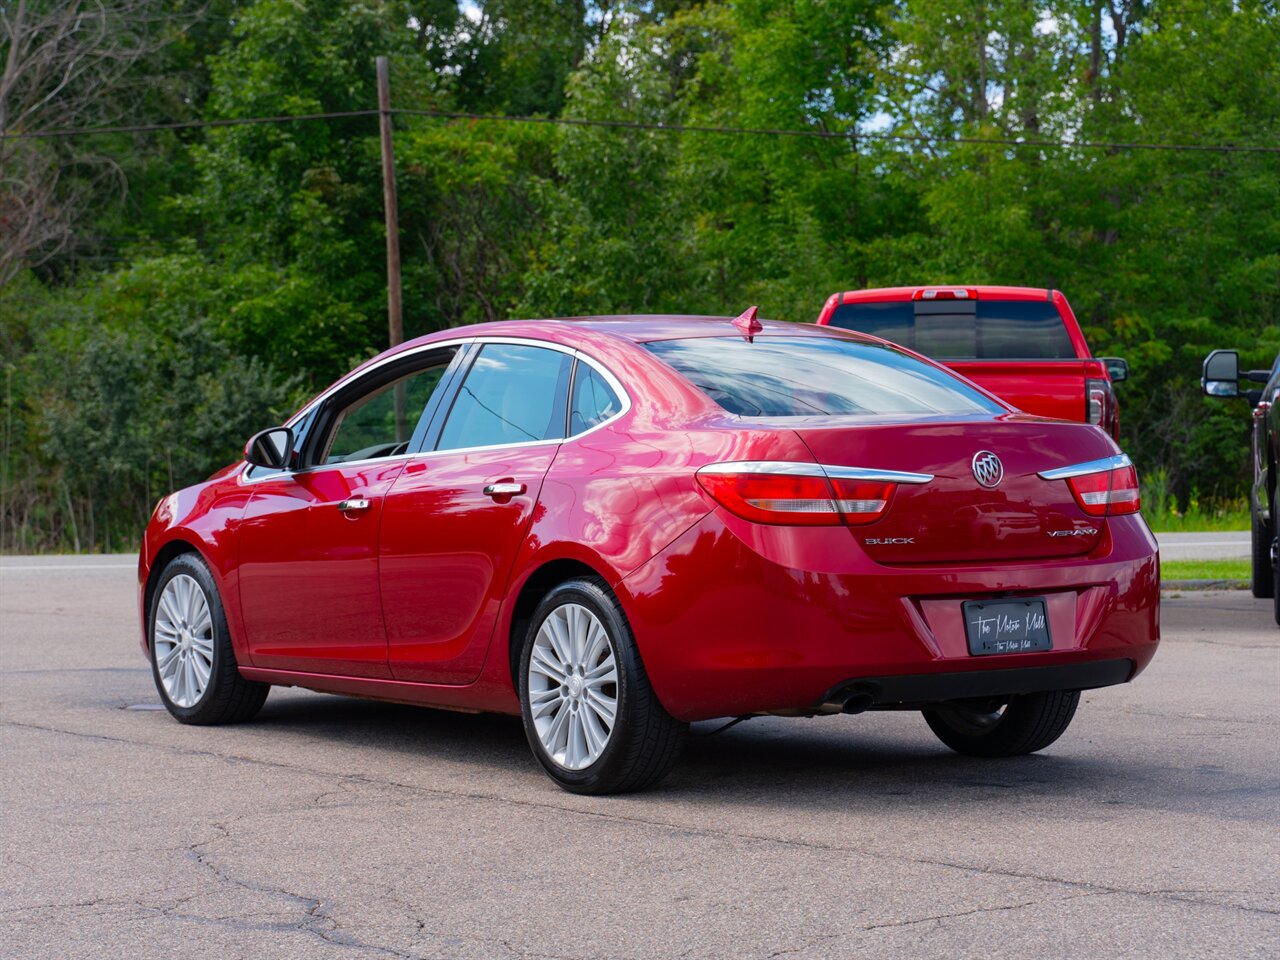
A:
322,360,452,464
437,344,573,451
644,336,1005,418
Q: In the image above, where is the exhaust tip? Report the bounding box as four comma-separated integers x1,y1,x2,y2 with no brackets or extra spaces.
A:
816,687,877,715
839,692,875,715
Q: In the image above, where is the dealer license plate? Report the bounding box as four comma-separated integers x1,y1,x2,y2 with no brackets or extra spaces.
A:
962,598,1052,656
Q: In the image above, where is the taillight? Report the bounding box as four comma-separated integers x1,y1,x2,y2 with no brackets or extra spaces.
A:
695,462,932,526
1038,455,1140,517
829,478,896,525
1086,378,1115,434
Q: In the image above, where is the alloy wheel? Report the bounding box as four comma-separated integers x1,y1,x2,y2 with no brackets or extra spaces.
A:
527,602,619,770
153,573,215,708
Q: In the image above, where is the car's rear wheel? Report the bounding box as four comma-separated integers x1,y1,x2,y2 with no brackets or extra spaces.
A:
922,690,1080,757
1251,495,1275,599
149,553,269,724
518,577,686,794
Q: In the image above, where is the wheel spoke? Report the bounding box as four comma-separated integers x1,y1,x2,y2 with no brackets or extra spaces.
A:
530,645,566,683
580,703,608,755
545,611,571,666
184,655,199,705
546,702,572,757
585,688,617,726
568,710,587,768
582,621,608,668
191,635,214,663
157,645,181,679
565,605,586,666
157,591,180,631
529,686,561,720
191,652,211,689
191,605,212,637
584,660,616,685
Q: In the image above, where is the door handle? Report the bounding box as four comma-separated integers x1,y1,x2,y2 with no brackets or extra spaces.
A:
483,482,526,498
337,498,371,512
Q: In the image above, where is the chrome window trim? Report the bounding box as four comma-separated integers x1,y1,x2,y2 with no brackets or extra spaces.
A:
697,460,934,484
1037,453,1132,481
239,334,633,484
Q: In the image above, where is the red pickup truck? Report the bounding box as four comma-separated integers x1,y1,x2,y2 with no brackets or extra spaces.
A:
815,286,1127,439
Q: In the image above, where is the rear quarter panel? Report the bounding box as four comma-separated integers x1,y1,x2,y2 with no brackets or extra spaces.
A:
479,331,828,700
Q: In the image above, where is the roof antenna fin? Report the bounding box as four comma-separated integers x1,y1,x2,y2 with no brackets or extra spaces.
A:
732,306,763,342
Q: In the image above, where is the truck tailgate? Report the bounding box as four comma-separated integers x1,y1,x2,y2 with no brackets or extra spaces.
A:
945,360,1091,423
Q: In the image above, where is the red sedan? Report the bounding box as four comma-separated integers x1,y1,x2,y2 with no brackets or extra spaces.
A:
138,313,1160,793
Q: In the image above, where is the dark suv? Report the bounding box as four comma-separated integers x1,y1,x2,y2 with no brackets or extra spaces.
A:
1202,349,1280,624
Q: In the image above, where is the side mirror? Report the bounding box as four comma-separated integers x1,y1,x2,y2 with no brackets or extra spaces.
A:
244,427,294,469
1201,349,1240,398
1101,357,1129,383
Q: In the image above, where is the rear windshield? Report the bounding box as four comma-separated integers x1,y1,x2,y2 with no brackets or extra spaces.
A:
828,299,1076,360
644,336,1005,418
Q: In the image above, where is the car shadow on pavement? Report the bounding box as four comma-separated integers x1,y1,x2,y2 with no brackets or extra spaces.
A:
238,691,1273,821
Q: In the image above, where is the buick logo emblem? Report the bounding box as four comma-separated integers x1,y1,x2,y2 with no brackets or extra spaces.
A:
972,451,1004,488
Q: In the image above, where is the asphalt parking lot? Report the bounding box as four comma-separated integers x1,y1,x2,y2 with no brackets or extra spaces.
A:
1,557,1277,959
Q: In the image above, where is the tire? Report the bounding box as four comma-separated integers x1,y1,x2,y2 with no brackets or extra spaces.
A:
923,690,1080,758
148,552,269,725
518,577,687,794
1272,532,1280,627
1251,495,1274,599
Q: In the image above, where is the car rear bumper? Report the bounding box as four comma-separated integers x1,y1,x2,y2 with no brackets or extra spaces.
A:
619,512,1160,722
817,659,1134,713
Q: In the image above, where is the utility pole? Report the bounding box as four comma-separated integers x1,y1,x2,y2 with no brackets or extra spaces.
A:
376,55,407,439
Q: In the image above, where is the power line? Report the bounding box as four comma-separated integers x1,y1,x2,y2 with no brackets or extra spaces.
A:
393,107,1280,155
1,105,1278,154
0,110,382,140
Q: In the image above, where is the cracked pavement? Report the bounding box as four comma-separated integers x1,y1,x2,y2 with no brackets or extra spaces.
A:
1,556,1277,959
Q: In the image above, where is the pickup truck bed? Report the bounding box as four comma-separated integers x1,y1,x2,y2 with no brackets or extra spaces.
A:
815,285,1121,438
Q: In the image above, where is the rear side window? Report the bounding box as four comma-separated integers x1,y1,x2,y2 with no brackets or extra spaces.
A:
437,344,572,450
644,336,1005,418
828,299,1076,360
569,364,621,434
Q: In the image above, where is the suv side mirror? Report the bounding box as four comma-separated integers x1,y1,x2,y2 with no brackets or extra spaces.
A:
245,427,295,469
1201,350,1240,398
1101,357,1129,383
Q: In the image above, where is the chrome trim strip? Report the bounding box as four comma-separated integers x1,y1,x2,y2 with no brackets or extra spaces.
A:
820,465,935,484
240,335,634,484
697,460,934,484
697,460,819,476
1037,453,1133,481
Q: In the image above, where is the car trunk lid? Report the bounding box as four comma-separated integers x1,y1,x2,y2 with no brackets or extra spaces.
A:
789,418,1114,563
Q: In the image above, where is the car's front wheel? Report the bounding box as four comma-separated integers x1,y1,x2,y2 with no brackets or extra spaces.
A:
922,690,1080,757
149,552,269,724
518,578,686,794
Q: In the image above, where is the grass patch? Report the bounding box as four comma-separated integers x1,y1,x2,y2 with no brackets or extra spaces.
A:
1141,468,1249,533
1161,558,1250,582
1147,511,1250,534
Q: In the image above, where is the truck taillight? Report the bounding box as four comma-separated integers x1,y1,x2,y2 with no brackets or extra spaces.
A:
694,463,920,526
1086,378,1115,434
